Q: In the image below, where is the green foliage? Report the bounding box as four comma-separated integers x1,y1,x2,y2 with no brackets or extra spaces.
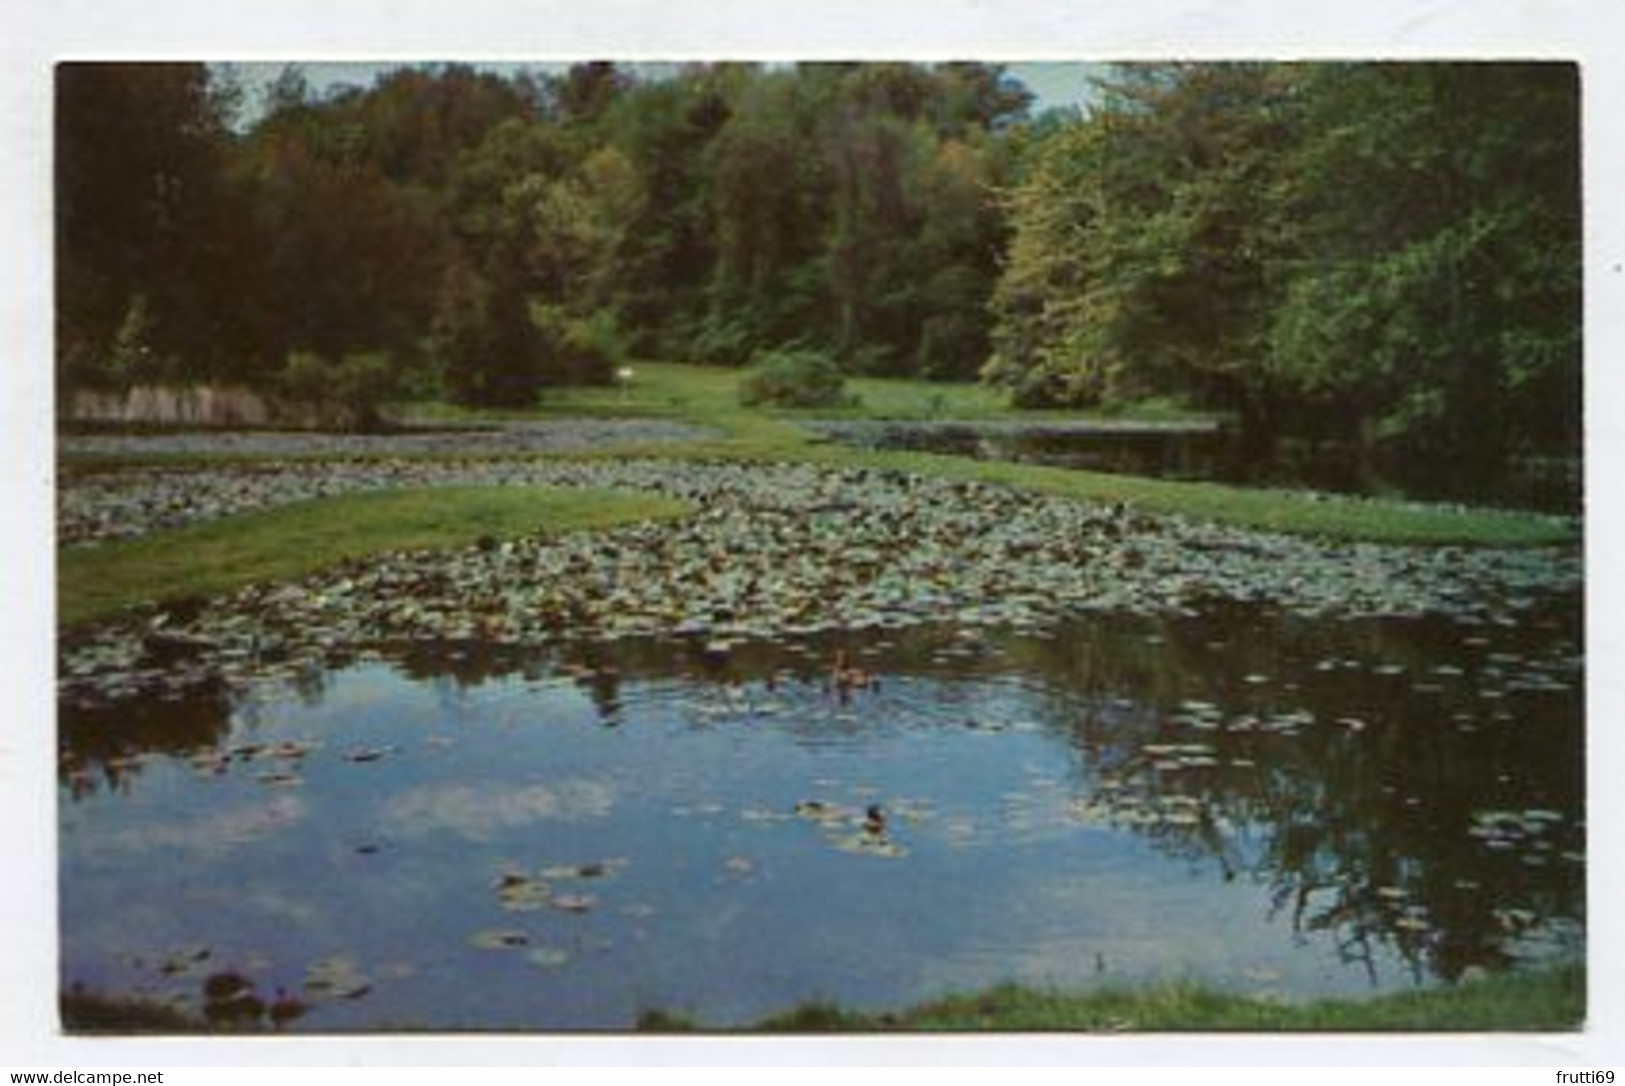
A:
738,348,855,408
107,294,174,388
56,63,249,381
636,962,1584,1032
1264,63,1581,470
988,61,1581,484
58,62,1029,410
531,306,625,387
433,252,547,407
276,350,399,429
690,315,758,368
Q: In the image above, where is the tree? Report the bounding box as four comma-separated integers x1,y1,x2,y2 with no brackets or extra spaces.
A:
241,126,449,363
56,62,243,384
703,70,832,360
984,61,1581,488
433,249,547,407
1266,63,1581,474
602,67,736,356
987,63,1302,426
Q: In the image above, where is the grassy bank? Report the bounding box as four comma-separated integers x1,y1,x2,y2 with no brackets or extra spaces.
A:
58,485,689,627
813,449,1573,547
640,963,1585,1033
66,363,1577,548
395,361,1084,424
392,364,1573,547
533,366,1571,546
62,963,1582,1034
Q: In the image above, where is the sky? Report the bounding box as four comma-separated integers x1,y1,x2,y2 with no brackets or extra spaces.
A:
217,59,1102,124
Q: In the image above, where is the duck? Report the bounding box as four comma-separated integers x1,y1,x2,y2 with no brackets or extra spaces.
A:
832,649,875,692
861,803,887,836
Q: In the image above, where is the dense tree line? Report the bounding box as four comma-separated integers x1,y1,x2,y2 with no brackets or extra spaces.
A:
57,60,1578,478
57,60,1027,410
986,62,1580,478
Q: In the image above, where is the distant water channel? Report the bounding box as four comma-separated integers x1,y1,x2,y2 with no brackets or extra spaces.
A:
806,420,1581,514
59,598,1582,1030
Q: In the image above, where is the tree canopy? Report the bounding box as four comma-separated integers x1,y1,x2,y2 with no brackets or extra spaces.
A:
986,61,1580,475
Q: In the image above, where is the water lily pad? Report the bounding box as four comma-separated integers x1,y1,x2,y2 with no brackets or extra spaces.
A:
540,861,613,881
495,875,553,911
833,833,908,858
526,946,571,970
304,955,371,999
470,929,530,950
794,800,845,823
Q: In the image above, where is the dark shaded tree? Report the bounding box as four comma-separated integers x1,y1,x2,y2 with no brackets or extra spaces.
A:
56,63,248,386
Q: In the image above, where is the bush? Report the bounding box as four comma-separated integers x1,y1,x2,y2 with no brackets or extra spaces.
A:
277,351,399,429
433,263,546,408
691,316,756,368
738,348,855,409
533,306,624,386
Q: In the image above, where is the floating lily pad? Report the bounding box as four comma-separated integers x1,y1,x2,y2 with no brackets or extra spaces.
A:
526,946,571,970
794,800,845,823
540,861,613,881
497,879,553,912
470,929,530,950
833,833,908,858
304,955,371,999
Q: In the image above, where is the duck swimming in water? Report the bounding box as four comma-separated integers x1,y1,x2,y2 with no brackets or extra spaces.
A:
832,649,875,692
862,803,887,836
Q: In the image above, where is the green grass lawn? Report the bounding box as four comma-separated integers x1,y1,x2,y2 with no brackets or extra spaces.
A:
638,962,1585,1033
393,361,1132,428
58,485,690,627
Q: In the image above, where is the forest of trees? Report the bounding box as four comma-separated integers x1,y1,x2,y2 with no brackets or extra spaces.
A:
56,60,1580,478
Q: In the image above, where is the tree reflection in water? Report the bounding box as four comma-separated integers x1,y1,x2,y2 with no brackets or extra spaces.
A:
60,677,236,799
59,595,1582,988
1008,600,1583,984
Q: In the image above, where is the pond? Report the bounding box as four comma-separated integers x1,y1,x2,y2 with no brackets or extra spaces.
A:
805,421,1582,514
59,597,1583,1030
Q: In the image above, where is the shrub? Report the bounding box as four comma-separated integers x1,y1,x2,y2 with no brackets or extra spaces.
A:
691,316,756,368
738,348,855,409
533,306,624,386
277,350,399,430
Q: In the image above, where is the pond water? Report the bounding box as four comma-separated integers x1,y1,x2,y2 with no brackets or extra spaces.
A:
807,421,1581,514
60,600,1583,1030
